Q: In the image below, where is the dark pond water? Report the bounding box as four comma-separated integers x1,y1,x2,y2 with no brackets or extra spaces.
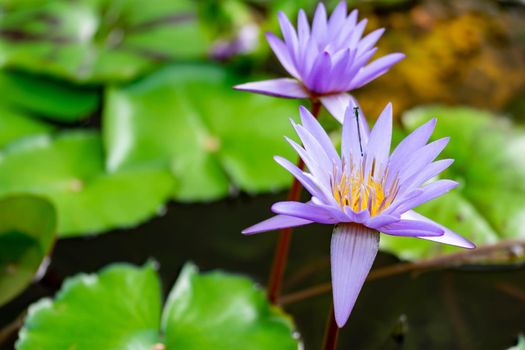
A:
1,192,524,349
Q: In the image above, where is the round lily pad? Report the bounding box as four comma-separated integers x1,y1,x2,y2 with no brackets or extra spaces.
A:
0,195,56,306
16,262,300,350
16,263,162,350
0,131,174,237
0,0,210,83
103,63,299,201
0,70,100,122
381,106,525,261
162,263,299,350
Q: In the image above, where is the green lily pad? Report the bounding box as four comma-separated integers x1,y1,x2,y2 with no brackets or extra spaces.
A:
0,0,210,83
0,132,174,237
0,103,53,149
162,264,298,350
0,70,100,122
16,262,162,350
16,263,299,350
0,195,56,306
103,64,299,201
381,106,525,261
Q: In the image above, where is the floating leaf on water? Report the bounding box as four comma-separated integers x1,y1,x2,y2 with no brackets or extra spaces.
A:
104,63,299,201
0,131,174,237
0,0,210,83
0,195,56,306
0,70,100,122
16,262,300,350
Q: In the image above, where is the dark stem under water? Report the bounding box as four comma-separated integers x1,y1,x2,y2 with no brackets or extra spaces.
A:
322,306,340,350
267,100,322,303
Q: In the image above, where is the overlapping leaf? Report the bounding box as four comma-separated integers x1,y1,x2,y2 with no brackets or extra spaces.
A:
0,70,100,122
0,132,174,236
381,106,525,261
0,195,56,306
16,263,161,350
104,64,299,201
16,263,299,350
0,0,210,83
0,104,53,149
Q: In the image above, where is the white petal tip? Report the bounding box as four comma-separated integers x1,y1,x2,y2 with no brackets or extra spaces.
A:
233,79,309,99
241,225,263,235
233,84,247,90
335,311,350,328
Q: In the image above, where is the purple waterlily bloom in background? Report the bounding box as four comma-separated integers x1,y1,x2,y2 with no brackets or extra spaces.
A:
242,101,475,327
234,1,405,121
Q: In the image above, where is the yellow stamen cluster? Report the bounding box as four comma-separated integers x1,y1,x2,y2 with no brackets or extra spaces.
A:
331,161,398,216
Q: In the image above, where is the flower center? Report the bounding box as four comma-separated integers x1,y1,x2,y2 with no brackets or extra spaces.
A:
331,162,399,216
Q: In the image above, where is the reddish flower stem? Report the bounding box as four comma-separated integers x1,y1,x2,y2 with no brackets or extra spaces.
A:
322,306,340,350
267,100,322,303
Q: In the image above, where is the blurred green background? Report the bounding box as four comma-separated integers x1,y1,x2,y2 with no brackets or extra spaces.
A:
0,0,524,349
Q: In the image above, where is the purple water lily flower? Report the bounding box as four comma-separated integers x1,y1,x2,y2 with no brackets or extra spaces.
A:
234,1,405,121
242,102,475,327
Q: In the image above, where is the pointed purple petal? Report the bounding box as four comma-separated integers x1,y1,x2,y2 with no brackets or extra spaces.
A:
397,137,450,184
350,53,405,89
312,3,328,45
341,105,367,170
266,33,300,79
300,35,319,77
278,11,299,60
384,189,424,215
402,211,476,248
330,49,354,91
274,156,333,203
342,48,378,90
394,180,458,214
242,214,312,235
284,136,331,187
306,51,332,93
315,202,352,223
333,9,358,48
331,224,379,327
387,118,436,187
345,208,371,224
293,123,334,178
389,118,436,159
379,219,444,237
357,28,385,55
365,103,393,177
297,9,310,43
365,214,399,230
272,201,339,224
348,19,368,49
234,79,308,98
327,1,347,37
289,119,334,186
299,106,340,165
399,158,454,193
